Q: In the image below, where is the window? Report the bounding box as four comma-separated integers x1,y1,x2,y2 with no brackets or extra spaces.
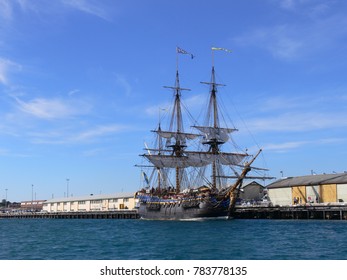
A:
91,200,102,204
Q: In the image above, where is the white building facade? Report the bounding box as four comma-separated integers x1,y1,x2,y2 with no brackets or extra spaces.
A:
42,192,136,212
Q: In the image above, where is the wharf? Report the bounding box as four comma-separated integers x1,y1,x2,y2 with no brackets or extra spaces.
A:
233,204,347,220
0,210,139,219
2,205,347,220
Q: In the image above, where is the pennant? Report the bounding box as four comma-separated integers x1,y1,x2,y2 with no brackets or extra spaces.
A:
142,172,150,185
211,47,232,53
176,46,194,59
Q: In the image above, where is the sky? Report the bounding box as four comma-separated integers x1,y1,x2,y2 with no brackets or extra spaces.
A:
1,0,347,202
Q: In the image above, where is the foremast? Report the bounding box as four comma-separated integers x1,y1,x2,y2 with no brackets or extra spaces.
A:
164,70,190,193
144,69,199,194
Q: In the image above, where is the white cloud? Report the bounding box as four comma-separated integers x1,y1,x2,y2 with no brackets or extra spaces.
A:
73,125,125,141
263,140,309,152
0,0,115,22
0,58,21,85
234,2,347,60
30,124,127,145
81,148,105,157
0,0,12,21
280,0,295,10
14,97,89,120
144,93,206,120
61,0,113,21
0,145,30,157
115,74,132,96
233,25,304,60
263,137,346,153
68,89,80,96
247,111,347,133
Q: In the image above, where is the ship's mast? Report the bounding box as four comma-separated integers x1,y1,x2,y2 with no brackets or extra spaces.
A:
156,123,162,191
164,70,190,193
201,66,226,190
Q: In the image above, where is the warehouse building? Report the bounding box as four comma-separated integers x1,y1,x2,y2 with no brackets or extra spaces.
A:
238,181,265,201
267,173,347,206
42,192,136,212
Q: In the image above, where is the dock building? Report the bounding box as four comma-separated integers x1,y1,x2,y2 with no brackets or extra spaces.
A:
20,200,46,211
239,181,265,201
42,192,136,212
267,173,347,206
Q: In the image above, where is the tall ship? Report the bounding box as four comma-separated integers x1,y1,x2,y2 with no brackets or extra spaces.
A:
136,48,271,220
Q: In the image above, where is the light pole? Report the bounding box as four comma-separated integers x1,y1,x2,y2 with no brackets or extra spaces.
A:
31,184,34,212
66,178,70,198
5,188,8,208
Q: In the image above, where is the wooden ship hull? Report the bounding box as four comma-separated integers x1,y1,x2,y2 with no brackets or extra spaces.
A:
137,198,229,220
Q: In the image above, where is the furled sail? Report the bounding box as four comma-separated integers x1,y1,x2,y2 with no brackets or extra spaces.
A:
144,150,248,168
152,130,200,141
193,126,237,144
186,151,248,166
143,154,209,168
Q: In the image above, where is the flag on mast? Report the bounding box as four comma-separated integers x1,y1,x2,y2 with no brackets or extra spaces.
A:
176,46,194,59
211,47,232,53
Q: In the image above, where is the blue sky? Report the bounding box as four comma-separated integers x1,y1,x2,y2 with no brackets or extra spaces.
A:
1,0,347,202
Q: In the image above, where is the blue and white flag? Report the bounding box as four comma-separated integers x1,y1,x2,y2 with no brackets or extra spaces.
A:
176,46,194,59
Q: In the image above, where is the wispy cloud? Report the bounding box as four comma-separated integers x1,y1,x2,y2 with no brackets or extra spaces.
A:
73,124,125,141
0,145,31,157
114,74,133,96
279,0,296,10
30,124,128,145
234,1,347,60
0,58,21,85
278,0,330,16
0,0,115,22
61,0,113,21
144,93,206,119
240,91,347,133
0,0,12,21
68,89,80,96
14,96,90,120
263,140,309,152
263,137,346,153
247,111,347,133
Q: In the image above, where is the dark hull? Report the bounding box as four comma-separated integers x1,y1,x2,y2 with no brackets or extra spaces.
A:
138,201,229,220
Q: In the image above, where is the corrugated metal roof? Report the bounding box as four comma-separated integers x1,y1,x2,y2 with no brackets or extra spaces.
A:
241,181,264,189
267,173,347,189
44,192,135,203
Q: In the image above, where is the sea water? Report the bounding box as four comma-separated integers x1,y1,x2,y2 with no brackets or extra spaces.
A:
1,219,347,260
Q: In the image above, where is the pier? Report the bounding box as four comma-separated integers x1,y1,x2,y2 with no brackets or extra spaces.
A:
2,205,347,220
233,204,347,220
0,210,139,219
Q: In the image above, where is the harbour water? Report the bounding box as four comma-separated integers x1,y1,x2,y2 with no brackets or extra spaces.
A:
1,219,347,260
